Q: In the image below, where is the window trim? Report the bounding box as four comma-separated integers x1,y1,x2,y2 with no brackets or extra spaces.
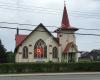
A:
34,39,47,59
52,47,58,58
22,46,28,59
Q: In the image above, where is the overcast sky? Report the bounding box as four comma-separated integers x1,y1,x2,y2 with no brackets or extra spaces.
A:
0,0,100,52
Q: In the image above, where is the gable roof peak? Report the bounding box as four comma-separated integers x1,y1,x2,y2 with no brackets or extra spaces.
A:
38,23,44,26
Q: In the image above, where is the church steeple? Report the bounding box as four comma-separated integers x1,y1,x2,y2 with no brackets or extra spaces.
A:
61,2,70,29
54,1,78,33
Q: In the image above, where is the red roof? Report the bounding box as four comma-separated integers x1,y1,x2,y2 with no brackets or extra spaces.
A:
61,4,70,29
15,35,27,47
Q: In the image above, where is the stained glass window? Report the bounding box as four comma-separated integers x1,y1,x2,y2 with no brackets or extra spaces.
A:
34,39,47,58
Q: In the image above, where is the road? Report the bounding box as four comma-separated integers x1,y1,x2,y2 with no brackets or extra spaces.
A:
0,73,100,80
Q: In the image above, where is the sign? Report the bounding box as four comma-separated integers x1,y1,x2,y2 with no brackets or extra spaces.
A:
35,48,44,56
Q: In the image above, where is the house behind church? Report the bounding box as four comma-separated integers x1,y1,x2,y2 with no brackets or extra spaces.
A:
15,4,79,63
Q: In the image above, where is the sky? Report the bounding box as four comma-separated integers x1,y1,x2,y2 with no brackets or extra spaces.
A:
0,0,100,52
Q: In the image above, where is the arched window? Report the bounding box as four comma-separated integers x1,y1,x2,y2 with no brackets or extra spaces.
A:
52,47,58,58
34,39,47,58
23,46,28,58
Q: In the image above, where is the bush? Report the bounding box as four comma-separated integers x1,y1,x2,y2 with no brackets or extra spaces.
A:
5,52,15,63
0,62,100,74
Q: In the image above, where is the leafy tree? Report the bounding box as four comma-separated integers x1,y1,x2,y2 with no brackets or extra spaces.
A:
6,51,15,63
0,39,6,63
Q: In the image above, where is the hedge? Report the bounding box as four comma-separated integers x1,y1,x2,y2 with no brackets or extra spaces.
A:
0,62,100,74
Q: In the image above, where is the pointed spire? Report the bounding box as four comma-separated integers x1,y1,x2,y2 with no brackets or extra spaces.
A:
61,1,70,29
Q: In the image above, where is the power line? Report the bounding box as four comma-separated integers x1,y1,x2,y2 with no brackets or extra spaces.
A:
81,28,100,31
0,5,61,15
0,21,100,31
0,2,61,11
0,4,62,14
0,3,100,19
0,26,100,37
1,4,99,17
0,2,100,15
0,22,57,28
0,22,38,26
0,26,32,31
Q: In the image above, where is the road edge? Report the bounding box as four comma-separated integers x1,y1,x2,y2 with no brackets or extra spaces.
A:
0,72,100,77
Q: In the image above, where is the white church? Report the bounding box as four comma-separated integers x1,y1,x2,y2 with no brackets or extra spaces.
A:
15,4,79,63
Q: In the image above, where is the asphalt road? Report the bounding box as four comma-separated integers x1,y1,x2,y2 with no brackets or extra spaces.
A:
0,74,100,80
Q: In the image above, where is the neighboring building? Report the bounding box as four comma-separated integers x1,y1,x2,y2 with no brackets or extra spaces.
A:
80,50,100,61
15,4,79,63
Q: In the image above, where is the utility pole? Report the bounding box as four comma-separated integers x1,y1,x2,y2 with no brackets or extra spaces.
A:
16,0,20,34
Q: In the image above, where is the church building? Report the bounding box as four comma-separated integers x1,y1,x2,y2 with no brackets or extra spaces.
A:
15,3,79,63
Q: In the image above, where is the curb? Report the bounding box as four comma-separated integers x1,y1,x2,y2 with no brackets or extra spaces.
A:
0,72,100,77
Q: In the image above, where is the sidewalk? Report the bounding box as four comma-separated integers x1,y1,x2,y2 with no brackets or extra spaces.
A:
0,72,100,77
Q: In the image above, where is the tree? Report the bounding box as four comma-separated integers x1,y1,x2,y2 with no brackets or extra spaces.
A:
6,51,15,63
0,39,6,63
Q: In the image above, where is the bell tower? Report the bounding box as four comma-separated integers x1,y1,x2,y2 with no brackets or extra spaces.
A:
55,2,79,62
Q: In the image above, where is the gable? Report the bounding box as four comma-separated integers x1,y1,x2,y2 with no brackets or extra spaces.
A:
15,23,58,52
63,42,78,53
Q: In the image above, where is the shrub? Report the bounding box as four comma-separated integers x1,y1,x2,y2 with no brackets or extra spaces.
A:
0,62,100,74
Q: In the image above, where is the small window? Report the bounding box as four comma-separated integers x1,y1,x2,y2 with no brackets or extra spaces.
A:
52,47,58,58
23,46,28,58
19,52,22,54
